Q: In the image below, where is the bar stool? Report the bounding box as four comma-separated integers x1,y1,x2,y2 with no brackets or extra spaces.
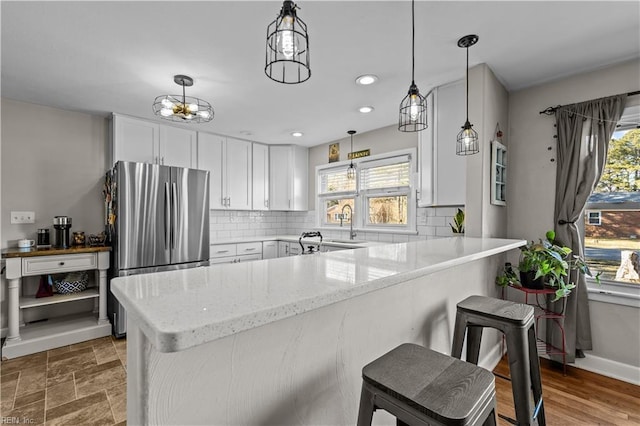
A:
451,295,545,426
357,343,497,426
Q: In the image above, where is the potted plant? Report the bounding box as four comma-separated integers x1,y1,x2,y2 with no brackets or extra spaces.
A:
496,230,600,300
449,208,465,234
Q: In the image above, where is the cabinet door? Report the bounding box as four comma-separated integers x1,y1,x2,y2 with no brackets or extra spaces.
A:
269,146,292,210
252,143,270,210
262,241,278,259
112,115,160,165
226,138,252,210
277,241,289,257
197,133,225,209
291,145,308,211
160,126,197,168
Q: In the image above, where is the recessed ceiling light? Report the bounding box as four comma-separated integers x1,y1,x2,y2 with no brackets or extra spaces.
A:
355,75,378,86
359,106,375,114
291,132,303,137
239,130,253,136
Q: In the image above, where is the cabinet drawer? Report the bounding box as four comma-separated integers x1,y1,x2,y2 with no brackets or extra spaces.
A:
22,254,97,276
236,242,262,255
210,244,237,258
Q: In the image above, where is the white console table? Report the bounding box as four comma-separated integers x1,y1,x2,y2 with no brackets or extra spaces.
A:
1,246,112,359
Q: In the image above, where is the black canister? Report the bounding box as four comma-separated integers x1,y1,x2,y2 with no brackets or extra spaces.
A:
37,228,51,248
53,216,72,248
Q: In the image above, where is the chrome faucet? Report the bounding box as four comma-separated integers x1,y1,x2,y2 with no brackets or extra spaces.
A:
340,204,356,240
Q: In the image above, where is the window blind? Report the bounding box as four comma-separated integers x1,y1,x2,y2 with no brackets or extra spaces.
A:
360,156,410,191
318,167,356,195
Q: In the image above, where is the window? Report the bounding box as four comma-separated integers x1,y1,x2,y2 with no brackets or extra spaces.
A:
586,211,601,225
584,102,640,289
317,149,416,232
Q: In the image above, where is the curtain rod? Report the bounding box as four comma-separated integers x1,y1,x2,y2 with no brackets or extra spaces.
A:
539,90,640,115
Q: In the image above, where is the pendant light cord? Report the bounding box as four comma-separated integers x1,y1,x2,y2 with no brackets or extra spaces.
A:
465,45,469,121
411,0,415,84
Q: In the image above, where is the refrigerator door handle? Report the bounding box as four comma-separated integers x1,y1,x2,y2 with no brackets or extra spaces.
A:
171,182,178,250
164,182,171,249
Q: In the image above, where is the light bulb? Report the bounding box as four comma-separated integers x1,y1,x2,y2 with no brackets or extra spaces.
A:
409,94,419,122
197,110,210,119
161,98,174,109
189,103,199,113
463,129,474,148
276,15,297,59
347,165,356,180
160,108,173,117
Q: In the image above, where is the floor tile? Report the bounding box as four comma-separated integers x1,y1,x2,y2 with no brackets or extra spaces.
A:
94,343,119,365
1,352,47,376
69,336,113,352
45,380,76,410
46,373,74,389
75,360,126,399
4,399,45,425
16,366,47,396
14,389,45,409
46,346,71,358
47,347,96,384
106,382,126,423
1,373,19,412
45,391,114,426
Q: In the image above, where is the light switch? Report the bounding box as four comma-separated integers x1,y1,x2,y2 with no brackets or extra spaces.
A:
10,211,35,224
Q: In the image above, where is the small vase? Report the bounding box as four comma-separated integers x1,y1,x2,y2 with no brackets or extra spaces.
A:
520,271,544,289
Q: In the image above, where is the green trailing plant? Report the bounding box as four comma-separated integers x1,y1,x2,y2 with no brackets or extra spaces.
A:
449,208,465,234
495,230,601,301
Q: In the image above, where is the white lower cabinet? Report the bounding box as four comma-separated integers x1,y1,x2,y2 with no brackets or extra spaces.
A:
209,242,263,264
262,241,278,259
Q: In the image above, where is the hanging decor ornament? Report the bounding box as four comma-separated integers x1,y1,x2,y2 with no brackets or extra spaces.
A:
153,75,214,123
456,34,480,155
398,0,427,132
265,1,311,84
347,130,357,180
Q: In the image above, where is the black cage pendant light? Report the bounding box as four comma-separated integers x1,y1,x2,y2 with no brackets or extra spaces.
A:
347,130,357,180
265,1,310,84
398,0,427,132
153,75,214,123
456,35,479,155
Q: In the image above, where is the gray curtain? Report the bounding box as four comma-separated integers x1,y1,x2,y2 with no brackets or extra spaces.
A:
551,94,626,363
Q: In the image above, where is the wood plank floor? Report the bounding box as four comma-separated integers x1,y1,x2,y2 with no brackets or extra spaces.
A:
2,338,639,425
494,356,640,425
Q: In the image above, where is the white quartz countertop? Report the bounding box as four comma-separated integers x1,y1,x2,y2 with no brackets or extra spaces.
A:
111,237,525,353
211,234,382,248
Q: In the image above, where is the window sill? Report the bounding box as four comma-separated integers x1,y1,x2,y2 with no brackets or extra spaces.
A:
586,278,640,308
315,226,418,236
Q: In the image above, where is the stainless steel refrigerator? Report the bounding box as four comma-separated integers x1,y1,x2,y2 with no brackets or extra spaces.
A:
108,161,210,337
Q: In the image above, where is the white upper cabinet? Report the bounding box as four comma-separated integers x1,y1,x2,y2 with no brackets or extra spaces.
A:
252,143,270,210
112,114,197,168
418,80,467,206
198,133,252,210
269,145,308,211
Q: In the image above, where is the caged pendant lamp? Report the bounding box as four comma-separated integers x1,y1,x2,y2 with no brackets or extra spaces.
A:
265,0,310,84
398,0,427,132
456,35,479,155
347,130,357,180
153,75,214,123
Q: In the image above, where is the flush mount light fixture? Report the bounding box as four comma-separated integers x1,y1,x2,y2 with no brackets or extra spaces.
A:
398,0,427,132
153,75,214,123
265,1,310,84
355,75,378,86
456,34,480,155
347,130,357,180
359,106,375,114
291,131,303,137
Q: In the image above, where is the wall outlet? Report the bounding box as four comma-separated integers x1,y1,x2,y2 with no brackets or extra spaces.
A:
11,211,35,224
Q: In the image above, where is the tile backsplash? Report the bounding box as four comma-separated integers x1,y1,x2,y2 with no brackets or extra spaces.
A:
210,207,461,242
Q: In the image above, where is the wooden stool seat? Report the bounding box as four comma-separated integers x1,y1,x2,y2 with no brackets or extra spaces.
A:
357,343,497,426
457,295,534,325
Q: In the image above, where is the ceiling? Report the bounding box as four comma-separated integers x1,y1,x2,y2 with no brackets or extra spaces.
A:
2,1,639,147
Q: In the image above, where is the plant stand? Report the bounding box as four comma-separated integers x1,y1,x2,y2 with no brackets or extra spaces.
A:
505,285,567,375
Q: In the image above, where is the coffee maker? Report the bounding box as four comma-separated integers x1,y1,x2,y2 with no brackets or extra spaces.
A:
53,216,72,248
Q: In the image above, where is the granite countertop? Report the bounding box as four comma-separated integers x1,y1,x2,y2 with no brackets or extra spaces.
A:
1,245,111,258
111,237,525,353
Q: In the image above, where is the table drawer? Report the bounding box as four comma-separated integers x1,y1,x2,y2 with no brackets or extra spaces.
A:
22,253,97,276
236,242,262,255
210,244,237,258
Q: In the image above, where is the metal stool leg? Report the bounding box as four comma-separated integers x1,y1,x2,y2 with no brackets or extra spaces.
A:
466,325,483,364
452,310,468,359
505,326,534,426
357,382,376,426
528,324,546,426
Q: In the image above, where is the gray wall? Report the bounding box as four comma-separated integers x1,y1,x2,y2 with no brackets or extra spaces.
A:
1,98,109,331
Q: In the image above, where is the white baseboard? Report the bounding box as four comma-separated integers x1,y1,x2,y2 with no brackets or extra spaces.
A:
574,353,640,385
479,342,505,372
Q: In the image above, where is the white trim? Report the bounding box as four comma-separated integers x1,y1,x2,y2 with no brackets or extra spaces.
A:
587,278,640,308
574,353,640,385
478,342,506,372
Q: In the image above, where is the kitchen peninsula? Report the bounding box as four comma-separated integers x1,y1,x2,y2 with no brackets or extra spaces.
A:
111,237,525,425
